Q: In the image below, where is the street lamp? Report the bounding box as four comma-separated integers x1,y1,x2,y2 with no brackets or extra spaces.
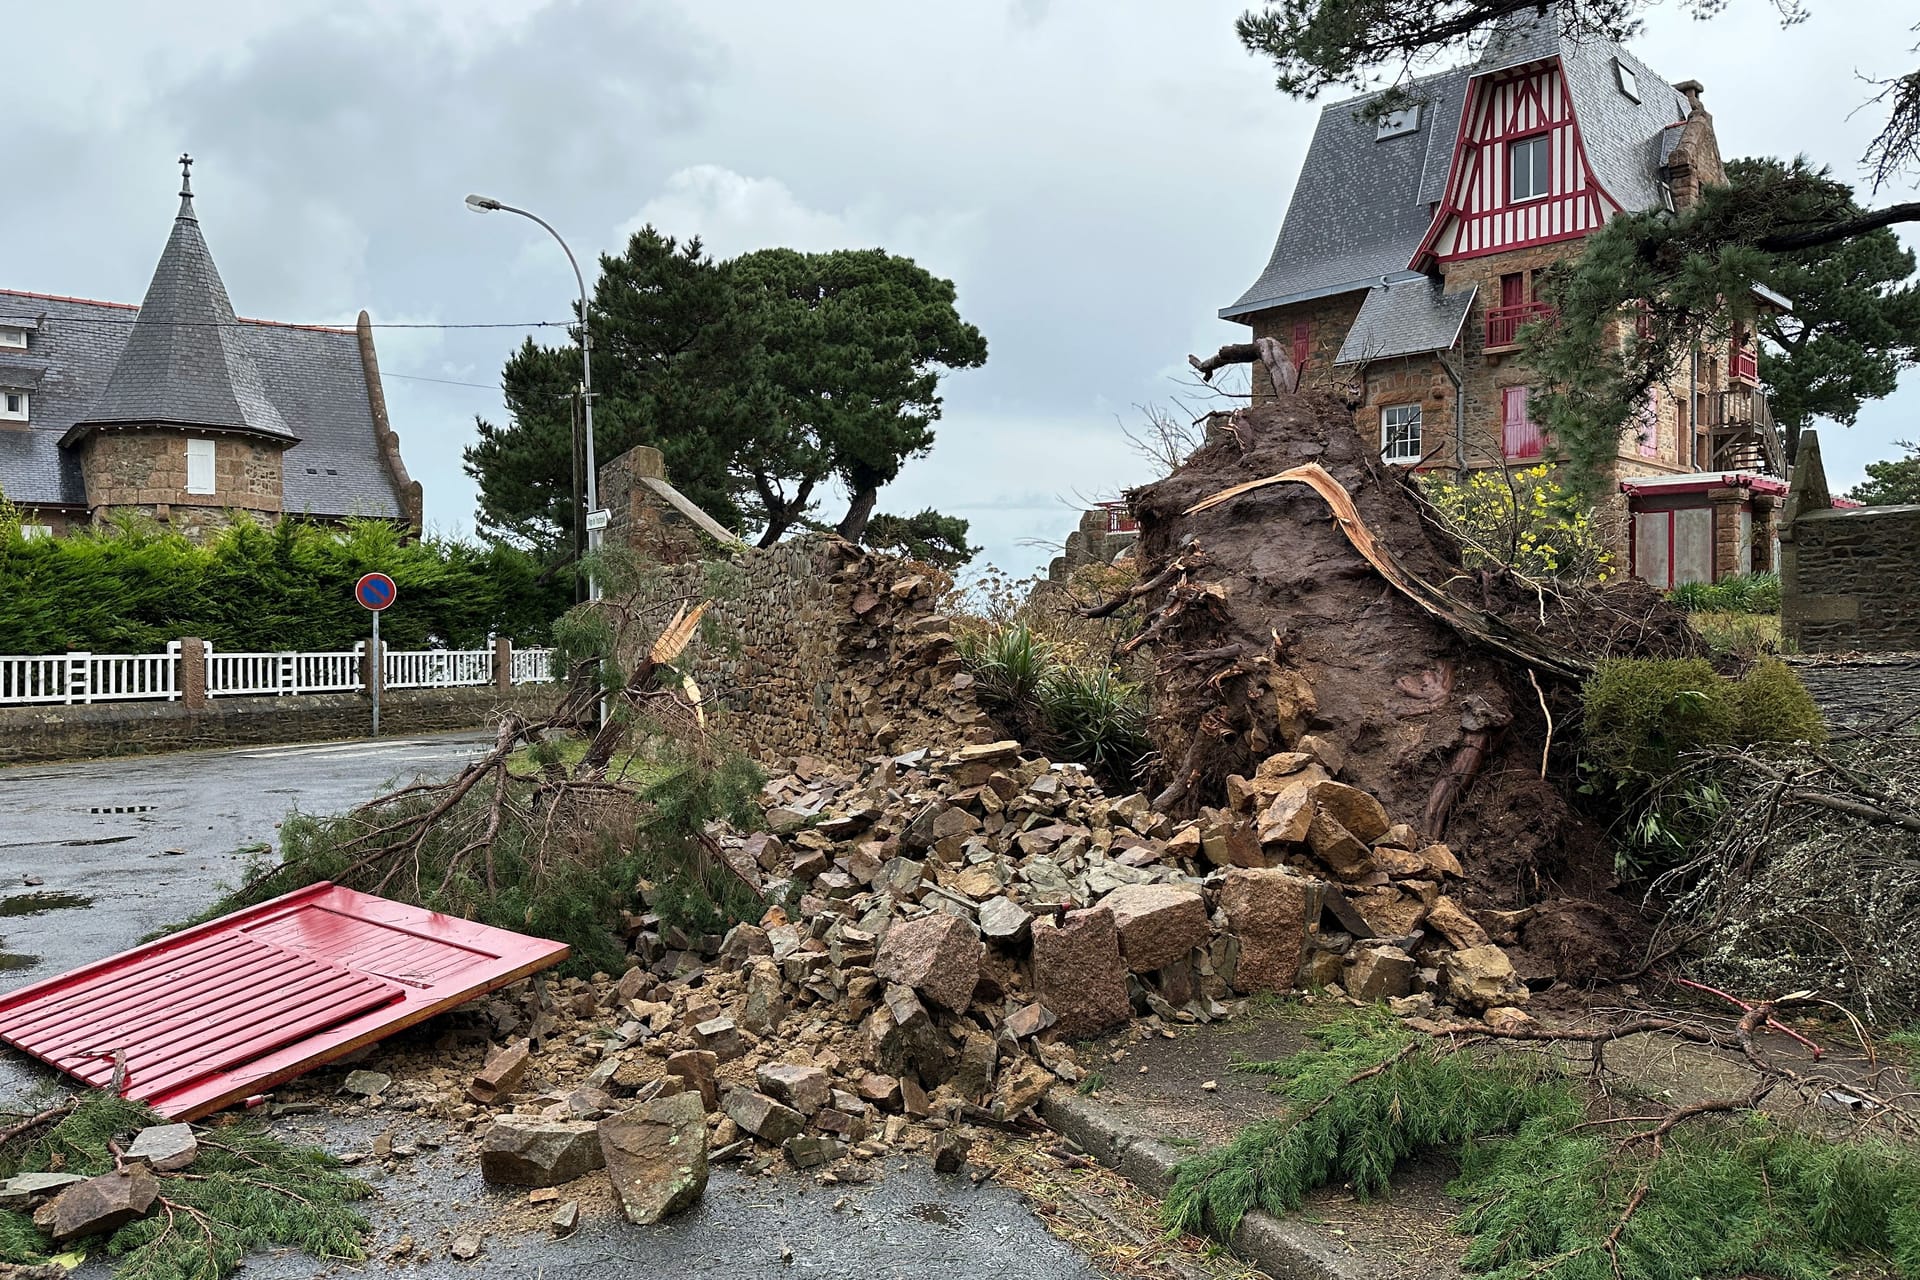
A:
465,193,601,604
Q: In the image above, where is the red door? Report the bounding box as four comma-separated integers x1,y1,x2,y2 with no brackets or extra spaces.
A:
1502,386,1542,458
1501,274,1526,308
1291,321,1310,374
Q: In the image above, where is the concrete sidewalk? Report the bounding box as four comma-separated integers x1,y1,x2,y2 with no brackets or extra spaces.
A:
1038,1004,1467,1280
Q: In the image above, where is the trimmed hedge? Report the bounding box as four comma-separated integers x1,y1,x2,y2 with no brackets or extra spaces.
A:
0,515,570,654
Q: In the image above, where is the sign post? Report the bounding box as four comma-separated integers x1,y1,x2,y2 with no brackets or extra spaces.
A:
354,573,397,736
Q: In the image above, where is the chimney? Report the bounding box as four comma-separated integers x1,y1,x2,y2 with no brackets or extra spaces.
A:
1675,79,1706,115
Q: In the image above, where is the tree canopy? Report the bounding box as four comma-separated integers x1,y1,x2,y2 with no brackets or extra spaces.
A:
464,232,986,556
1849,440,1920,506
859,508,981,570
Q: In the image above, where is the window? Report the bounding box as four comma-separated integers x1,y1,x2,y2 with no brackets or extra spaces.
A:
1636,389,1660,458
1508,134,1551,202
186,438,216,495
0,391,26,422
1502,386,1543,459
1613,58,1640,102
0,328,26,350
1381,404,1423,463
1375,104,1421,140
21,525,52,540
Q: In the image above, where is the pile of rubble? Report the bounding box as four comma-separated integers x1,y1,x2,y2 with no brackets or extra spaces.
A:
444,738,1539,1220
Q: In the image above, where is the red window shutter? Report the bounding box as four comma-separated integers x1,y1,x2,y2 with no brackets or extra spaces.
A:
1502,386,1542,458
1291,320,1310,373
1501,274,1526,308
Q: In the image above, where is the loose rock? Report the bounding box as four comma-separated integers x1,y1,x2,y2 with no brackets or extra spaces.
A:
599,1092,709,1225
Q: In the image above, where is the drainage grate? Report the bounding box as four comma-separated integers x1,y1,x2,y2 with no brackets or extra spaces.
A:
87,805,155,815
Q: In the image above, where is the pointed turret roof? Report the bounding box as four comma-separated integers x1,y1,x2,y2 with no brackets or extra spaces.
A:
64,156,295,445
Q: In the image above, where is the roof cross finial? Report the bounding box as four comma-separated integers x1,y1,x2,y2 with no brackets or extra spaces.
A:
179,153,193,198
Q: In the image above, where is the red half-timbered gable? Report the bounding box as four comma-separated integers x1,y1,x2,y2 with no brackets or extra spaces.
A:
1415,59,1616,266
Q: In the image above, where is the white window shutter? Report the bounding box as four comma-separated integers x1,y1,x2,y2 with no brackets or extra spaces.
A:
186,439,216,495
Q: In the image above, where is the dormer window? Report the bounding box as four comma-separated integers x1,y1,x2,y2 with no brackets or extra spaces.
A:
0,392,26,422
1614,58,1640,102
0,328,26,350
1376,104,1421,140
1509,134,1551,202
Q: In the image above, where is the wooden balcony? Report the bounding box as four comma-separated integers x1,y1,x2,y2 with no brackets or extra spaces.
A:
1702,387,1783,477
1485,301,1554,352
1729,346,1758,385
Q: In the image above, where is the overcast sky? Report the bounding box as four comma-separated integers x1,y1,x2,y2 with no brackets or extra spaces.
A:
7,1,1917,576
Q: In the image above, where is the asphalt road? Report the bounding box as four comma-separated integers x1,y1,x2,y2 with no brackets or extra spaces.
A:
0,731,495,990
0,736,1109,1280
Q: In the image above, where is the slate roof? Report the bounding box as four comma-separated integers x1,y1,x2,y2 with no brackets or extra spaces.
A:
0,179,408,520
1336,277,1479,364
1222,65,1471,320
71,185,294,444
1225,9,1691,326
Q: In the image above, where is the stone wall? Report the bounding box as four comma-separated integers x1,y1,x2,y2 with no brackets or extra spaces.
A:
1047,507,1138,583
624,534,994,767
0,684,560,765
1782,430,1920,654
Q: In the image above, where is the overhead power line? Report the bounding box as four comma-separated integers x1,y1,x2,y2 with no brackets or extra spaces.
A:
0,316,572,331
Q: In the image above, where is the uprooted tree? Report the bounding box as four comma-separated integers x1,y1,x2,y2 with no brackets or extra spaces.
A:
194,547,766,975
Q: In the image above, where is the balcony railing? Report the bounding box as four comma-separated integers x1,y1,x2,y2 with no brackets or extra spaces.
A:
1097,502,1138,534
1729,346,1758,384
1701,387,1783,477
1485,301,1554,351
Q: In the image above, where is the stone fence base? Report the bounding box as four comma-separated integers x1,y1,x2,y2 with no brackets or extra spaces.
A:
0,685,561,766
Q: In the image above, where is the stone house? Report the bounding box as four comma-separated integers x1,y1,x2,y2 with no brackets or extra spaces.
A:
1223,11,1784,586
0,160,421,539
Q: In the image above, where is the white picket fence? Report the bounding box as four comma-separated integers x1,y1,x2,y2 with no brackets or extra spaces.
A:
0,641,558,707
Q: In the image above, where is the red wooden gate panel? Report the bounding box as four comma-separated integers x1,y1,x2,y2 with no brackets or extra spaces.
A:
0,883,568,1119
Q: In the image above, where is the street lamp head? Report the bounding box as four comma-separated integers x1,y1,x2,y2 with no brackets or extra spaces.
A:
464,194,502,213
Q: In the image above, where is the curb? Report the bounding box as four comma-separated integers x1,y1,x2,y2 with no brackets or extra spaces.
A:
1037,1093,1361,1280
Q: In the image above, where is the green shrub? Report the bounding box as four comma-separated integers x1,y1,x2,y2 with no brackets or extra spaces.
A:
1667,571,1780,616
1581,656,1825,873
0,514,569,654
959,622,1150,787
960,623,1052,706
1418,465,1614,581
1732,656,1825,746
1034,663,1152,779
1581,658,1740,784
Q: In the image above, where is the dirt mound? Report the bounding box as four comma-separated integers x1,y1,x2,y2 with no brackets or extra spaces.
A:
1127,394,1683,941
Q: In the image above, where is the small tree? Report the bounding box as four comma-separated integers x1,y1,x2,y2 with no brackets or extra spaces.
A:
1419,464,1613,581
861,509,980,569
1849,439,1920,505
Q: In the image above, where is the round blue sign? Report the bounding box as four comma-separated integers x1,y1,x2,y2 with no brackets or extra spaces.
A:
355,572,397,612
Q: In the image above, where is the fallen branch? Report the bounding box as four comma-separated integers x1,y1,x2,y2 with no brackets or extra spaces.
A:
0,1096,77,1148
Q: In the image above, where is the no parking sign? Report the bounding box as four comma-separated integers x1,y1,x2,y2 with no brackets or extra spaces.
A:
355,573,397,734
355,572,397,612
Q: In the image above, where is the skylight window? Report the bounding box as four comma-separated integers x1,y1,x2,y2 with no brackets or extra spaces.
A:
1376,104,1421,140
0,328,26,351
1614,58,1640,102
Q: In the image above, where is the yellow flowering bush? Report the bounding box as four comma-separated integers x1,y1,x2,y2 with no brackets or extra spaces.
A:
1419,466,1613,582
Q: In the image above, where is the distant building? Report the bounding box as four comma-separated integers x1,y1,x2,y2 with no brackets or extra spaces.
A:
1224,10,1784,586
0,157,421,538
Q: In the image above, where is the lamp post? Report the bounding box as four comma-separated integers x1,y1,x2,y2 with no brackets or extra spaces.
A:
464,194,600,603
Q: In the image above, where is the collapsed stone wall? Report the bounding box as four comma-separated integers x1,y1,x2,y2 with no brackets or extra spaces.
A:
624,534,994,767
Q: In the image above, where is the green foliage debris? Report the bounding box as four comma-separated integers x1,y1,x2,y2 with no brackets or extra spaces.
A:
0,1093,368,1280
1164,1010,1920,1279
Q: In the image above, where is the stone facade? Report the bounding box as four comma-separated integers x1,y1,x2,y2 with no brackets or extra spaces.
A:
76,428,284,533
1782,432,1920,654
598,445,736,565
624,535,993,767
1047,507,1138,583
